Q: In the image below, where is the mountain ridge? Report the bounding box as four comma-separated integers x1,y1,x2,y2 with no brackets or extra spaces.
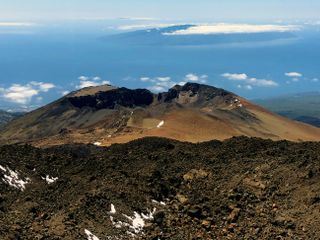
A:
0,82,319,147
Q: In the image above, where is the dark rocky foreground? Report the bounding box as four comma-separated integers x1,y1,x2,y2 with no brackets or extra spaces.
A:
1,137,320,239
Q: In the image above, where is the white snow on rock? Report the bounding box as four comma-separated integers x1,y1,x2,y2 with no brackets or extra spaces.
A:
84,229,100,240
0,165,6,172
0,165,30,191
152,199,166,206
123,212,145,233
108,204,156,235
123,208,156,234
42,175,58,184
110,204,116,214
94,142,102,146
110,216,130,229
157,120,165,128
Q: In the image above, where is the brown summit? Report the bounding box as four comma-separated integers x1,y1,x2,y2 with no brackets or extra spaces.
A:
0,83,319,147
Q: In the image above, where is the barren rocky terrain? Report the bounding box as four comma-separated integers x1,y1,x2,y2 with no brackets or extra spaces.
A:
1,83,320,147
1,137,320,239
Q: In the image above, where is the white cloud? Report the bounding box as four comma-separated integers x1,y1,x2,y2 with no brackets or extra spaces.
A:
140,77,151,82
148,85,166,92
222,73,278,88
140,76,178,92
61,91,70,96
78,76,90,81
140,76,171,84
141,73,208,93
0,22,36,27
163,23,300,36
156,77,171,82
30,81,55,92
312,78,319,82
119,17,158,21
118,23,175,31
185,73,208,83
185,73,199,81
0,81,55,104
247,78,278,87
76,76,111,89
78,81,99,89
221,73,248,81
285,72,302,78
3,85,38,104
285,72,303,84
303,20,320,26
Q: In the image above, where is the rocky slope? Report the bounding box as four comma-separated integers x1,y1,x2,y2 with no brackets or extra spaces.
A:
0,83,319,147
1,137,320,239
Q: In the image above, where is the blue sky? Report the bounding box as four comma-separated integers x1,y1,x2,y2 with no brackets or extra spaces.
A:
1,0,320,21
0,1,319,110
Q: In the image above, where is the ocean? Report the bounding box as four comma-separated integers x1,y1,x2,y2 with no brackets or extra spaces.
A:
0,24,320,108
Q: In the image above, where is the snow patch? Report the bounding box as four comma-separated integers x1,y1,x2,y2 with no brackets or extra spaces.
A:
157,120,165,128
42,175,58,184
84,229,100,240
94,142,102,146
109,204,156,235
0,166,30,191
0,165,6,172
123,209,155,234
152,199,166,206
110,204,116,214
110,216,130,229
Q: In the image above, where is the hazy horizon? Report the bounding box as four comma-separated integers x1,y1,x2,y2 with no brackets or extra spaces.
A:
1,0,320,21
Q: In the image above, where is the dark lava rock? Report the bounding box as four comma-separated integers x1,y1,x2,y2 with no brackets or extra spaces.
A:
0,137,320,239
68,87,154,109
153,211,165,225
188,206,203,219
